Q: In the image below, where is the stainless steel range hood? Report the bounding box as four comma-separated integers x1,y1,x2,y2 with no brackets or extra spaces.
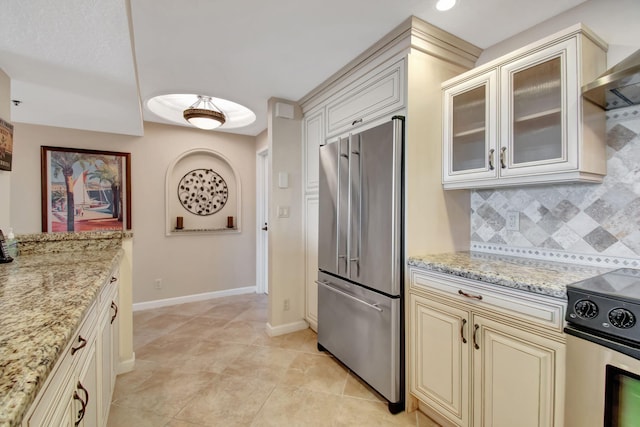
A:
583,49,640,110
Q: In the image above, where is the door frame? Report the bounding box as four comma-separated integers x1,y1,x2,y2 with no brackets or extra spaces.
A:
256,148,269,294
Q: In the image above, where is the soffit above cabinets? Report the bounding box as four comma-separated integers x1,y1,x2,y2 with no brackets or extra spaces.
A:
0,0,590,136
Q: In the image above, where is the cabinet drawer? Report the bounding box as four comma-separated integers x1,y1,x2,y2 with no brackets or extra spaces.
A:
326,58,405,137
409,268,565,333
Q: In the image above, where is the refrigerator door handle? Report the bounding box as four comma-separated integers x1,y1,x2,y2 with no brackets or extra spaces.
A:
349,134,362,280
315,280,383,312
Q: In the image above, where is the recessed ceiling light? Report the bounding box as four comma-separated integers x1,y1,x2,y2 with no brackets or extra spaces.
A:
146,94,256,130
436,0,457,11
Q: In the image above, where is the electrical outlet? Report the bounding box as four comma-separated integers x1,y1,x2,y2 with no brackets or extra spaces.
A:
154,278,163,290
284,299,290,311
278,206,290,218
506,211,520,231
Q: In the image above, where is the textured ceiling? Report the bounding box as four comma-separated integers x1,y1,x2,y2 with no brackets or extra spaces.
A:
0,0,590,137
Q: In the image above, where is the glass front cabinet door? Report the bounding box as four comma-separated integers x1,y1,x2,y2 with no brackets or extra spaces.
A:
441,24,607,189
499,38,578,178
442,70,498,184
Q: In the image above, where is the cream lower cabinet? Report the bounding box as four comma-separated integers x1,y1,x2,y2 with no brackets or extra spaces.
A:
24,271,120,427
409,268,566,427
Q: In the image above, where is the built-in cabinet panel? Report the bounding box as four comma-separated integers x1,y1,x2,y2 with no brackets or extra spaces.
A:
409,267,566,427
442,24,607,189
304,195,319,331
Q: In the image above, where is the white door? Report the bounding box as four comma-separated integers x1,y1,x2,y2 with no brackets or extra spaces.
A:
256,149,269,294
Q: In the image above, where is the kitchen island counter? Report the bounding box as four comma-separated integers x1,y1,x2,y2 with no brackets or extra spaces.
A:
0,234,124,427
408,251,608,299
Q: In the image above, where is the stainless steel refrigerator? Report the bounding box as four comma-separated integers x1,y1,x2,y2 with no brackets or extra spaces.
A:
317,116,404,414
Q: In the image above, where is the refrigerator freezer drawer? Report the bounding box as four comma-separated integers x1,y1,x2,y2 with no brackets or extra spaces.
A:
317,273,401,403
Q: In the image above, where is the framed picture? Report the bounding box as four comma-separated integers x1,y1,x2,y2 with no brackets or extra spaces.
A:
41,146,132,232
0,117,13,171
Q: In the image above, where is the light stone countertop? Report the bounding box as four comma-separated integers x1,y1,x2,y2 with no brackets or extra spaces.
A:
0,247,123,427
408,251,609,299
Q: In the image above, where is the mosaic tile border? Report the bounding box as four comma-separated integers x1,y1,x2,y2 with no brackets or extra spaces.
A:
606,106,640,123
470,242,640,269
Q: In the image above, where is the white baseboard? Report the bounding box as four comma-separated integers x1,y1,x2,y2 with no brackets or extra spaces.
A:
266,319,309,337
133,286,256,312
117,354,135,375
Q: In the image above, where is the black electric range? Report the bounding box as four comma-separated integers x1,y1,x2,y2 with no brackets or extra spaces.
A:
565,268,640,360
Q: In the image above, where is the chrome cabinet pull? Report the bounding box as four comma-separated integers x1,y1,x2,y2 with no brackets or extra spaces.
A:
500,146,507,169
71,335,87,355
351,118,363,126
458,289,483,301
315,280,383,312
111,301,118,324
473,324,480,350
460,318,467,344
74,381,89,426
488,149,495,170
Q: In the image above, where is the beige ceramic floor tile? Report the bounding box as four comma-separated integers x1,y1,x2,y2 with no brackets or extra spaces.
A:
251,385,342,427
280,352,348,395
135,313,194,335
222,345,299,383
164,420,208,427
202,302,256,321
416,410,442,427
212,320,270,344
107,403,172,427
175,374,276,427
111,359,157,401
179,339,251,374
113,369,218,418
335,396,417,427
169,316,231,340
253,328,320,353
342,371,386,402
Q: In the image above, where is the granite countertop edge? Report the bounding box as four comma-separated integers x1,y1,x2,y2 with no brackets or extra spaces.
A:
0,248,123,427
408,252,609,300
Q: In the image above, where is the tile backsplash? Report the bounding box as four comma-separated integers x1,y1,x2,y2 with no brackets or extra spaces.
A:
471,106,640,259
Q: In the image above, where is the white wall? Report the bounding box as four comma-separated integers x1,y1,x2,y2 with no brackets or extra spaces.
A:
10,121,257,303
0,69,10,231
478,0,640,67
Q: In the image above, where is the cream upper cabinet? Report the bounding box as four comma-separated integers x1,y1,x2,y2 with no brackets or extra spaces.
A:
443,70,498,183
442,24,607,189
409,267,566,427
302,107,324,193
325,57,405,138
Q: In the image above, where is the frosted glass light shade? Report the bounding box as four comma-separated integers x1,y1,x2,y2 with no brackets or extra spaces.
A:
436,0,457,11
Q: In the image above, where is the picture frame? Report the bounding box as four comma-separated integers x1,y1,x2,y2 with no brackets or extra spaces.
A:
41,146,132,232
0,117,14,171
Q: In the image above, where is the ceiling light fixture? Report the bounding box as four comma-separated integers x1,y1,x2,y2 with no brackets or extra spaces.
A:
435,0,457,11
183,95,226,130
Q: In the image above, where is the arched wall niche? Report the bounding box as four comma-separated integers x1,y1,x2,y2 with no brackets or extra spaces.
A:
165,148,241,235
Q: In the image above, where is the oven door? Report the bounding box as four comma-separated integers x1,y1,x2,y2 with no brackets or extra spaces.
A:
565,332,640,427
